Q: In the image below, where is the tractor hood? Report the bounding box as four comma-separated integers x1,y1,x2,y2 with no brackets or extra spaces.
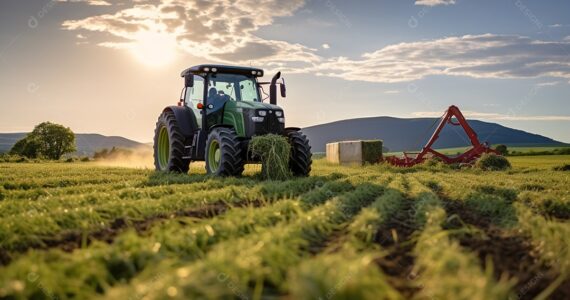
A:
234,101,282,111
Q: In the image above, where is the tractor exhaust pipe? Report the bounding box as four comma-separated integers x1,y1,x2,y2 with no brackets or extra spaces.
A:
269,71,281,105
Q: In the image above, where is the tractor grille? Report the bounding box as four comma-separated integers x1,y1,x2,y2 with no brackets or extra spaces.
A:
245,109,285,136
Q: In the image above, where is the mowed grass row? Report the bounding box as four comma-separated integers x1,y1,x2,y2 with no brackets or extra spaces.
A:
102,183,388,299
288,177,409,300
407,171,570,295
405,178,514,300
0,157,569,299
0,176,365,299
0,164,343,252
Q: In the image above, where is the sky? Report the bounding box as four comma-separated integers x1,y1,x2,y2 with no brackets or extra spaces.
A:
1,0,569,143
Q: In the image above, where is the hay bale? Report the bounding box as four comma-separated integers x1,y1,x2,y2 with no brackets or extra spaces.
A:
475,154,511,171
249,134,291,180
326,140,383,165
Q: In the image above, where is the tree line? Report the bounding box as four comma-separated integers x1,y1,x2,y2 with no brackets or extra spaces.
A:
9,122,76,160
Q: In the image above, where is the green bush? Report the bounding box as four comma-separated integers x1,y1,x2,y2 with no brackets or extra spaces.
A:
475,153,511,171
494,144,508,156
249,134,291,180
423,157,445,167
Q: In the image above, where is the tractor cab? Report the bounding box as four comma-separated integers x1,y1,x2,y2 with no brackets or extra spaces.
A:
153,64,311,177
180,65,286,136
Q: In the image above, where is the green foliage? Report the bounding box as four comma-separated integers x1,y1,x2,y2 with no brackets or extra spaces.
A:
361,139,383,163
9,136,41,158
508,147,570,156
494,144,508,156
475,153,511,171
249,134,291,180
10,122,76,160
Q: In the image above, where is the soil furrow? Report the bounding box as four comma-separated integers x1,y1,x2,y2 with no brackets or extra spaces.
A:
374,198,421,298
441,198,570,300
0,199,262,266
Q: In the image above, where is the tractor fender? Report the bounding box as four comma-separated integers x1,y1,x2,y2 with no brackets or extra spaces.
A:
285,127,301,133
163,106,198,138
208,124,234,132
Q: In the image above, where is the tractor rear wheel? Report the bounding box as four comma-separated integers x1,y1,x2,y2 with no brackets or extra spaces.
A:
287,130,312,176
153,110,190,173
205,128,244,176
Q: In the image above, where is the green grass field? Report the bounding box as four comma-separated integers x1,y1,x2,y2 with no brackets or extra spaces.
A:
0,156,569,299
382,145,568,156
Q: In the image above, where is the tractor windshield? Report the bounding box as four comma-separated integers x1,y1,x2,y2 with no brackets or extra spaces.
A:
207,74,260,102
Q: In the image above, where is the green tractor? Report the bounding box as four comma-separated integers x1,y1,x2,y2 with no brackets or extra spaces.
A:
153,64,312,176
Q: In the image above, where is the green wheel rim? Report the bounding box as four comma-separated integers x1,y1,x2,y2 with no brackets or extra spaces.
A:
157,126,169,170
208,139,221,173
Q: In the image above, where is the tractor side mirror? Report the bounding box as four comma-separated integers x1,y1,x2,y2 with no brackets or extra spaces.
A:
280,78,286,98
184,75,194,88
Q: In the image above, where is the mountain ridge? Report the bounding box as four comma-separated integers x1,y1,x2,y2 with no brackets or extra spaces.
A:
0,133,148,155
1,117,565,155
301,116,565,152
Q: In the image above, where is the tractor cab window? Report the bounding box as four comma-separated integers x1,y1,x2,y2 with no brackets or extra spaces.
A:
239,78,259,102
185,76,204,106
207,74,260,103
185,75,204,128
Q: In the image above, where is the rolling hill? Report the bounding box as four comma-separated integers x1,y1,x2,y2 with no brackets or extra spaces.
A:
0,133,148,156
2,117,565,156
302,117,566,153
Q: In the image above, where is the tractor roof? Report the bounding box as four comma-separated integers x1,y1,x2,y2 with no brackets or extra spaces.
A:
180,64,264,77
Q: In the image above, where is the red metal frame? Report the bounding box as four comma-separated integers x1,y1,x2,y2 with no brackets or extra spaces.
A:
385,105,498,167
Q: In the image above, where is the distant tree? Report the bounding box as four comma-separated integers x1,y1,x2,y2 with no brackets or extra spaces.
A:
10,136,41,158
10,122,76,160
494,144,508,156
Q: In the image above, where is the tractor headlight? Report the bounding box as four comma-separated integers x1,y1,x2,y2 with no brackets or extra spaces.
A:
278,117,285,123
252,116,264,122
258,110,267,117
275,111,283,117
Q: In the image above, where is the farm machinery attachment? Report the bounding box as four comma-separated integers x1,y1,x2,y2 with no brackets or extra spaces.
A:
384,105,498,167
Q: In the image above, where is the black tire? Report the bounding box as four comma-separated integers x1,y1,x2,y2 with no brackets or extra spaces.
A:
205,128,244,176
153,110,190,173
287,130,312,176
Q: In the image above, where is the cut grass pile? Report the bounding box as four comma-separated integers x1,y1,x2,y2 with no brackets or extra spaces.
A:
475,153,511,171
248,134,291,180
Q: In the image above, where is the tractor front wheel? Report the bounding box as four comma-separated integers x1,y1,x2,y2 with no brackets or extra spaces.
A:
205,128,244,176
287,130,312,176
153,110,190,173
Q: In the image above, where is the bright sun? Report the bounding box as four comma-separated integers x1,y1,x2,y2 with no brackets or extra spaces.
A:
130,31,178,67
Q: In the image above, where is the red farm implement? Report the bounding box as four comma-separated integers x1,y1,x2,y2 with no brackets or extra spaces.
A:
384,105,499,167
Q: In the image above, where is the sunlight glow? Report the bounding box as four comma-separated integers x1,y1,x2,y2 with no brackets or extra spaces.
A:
130,31,178,67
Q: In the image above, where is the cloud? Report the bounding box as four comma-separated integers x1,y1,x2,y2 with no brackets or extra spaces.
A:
311,34,570,83
57,0,111,5
415,0,456,7
322,43,330,49
412,111,570,121
384,90,400,94
536,81,560,87
61,0,319,69
549,24,570,28
62,3,570,84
